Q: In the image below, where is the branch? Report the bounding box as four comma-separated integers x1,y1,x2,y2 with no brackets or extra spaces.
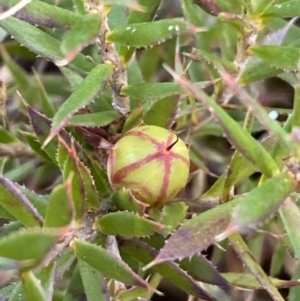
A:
0,142,35,158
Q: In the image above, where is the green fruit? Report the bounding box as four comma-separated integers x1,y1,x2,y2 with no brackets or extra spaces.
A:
107,125,190,207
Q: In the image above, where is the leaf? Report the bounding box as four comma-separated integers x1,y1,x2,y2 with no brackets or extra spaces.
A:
60,14,102,64
260,1,300,18
69,111,121,127
143,96,180,129
21,271,46,301
119,0,162,62
21,132,52,162
248,45,300,71
122,105,143,133
0,175,43,227
78,258,109,301
121,239,216,300
166,68,279,177
47,64,114,145
159,202,188,235
224,172,293,236
0,0,79,29
43,178,74,228
240,58,282,85
222,272,300,289
148,172,293,265
107,18,202,48
27,106,82,162
0,228,59,264
279,197,300,261
180,255,228,286
110,190,142,213
0,18,95,73
185,49,238,74
63,265,85,301
0,126,18,143
122,82,184,102
96,211,164,237
58,138,99,218
74,240,149,288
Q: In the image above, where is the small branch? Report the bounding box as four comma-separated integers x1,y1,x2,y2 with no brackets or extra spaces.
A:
0,142,35,158
85,3,130,115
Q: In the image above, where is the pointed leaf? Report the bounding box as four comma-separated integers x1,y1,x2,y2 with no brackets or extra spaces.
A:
60,14,102,63
69,111,121,127
261,1,300,18
150,172,293,264
167,68,279,177
0,18,95,73
96,211,164,238
144,96,180,129
74,240,149,288
78,258,109,301
0,0,79,28
22,271,46,301
44,178,74,228
222,272,300,289
225,172,293,235
279,197,300,261
107,18,202,48
49,64,114,142
0,228,59,263
119,0,162,62
248,45,300,71
63,265,85,301
121,239,216,300
0,175,43,227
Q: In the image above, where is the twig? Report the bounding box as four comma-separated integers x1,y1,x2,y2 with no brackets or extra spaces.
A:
84,2,130,115
0,142,35,158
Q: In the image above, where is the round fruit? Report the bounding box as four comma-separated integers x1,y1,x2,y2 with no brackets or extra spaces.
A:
107,125,190,207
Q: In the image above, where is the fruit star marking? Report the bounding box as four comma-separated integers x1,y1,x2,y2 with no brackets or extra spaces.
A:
107,125,190,207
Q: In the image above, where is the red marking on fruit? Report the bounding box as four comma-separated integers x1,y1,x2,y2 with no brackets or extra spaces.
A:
170,152,190,166
125,130,160,147
112,152,158,184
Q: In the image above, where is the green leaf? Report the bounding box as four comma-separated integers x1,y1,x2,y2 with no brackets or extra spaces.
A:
48,64,114,144
63,265,85,301
22,271,46,301
60,14,102,63
21,132,52,162
0,175,43,227
17,185,48,218
222,272,300,289
0,0,79,29
279,197,300,261
84,156,109,196
0,228,59,264
78,258,109,301
111,190,142,213
58,138,99,217
44,179,74,228
149,172,293,264
121,239,215,300
107,18,201,48
260,0,300,18
170,72,279,177
122,82,210,103
248,45,300,71
186,49,238,74
122,105,143,133
74,240,149,288
240,58,282,85
0,18,95,73
159,202,188,235
0,126,18,143
118,0,162,62
69,111,121,127
96,211,164,237
144,96,180,129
